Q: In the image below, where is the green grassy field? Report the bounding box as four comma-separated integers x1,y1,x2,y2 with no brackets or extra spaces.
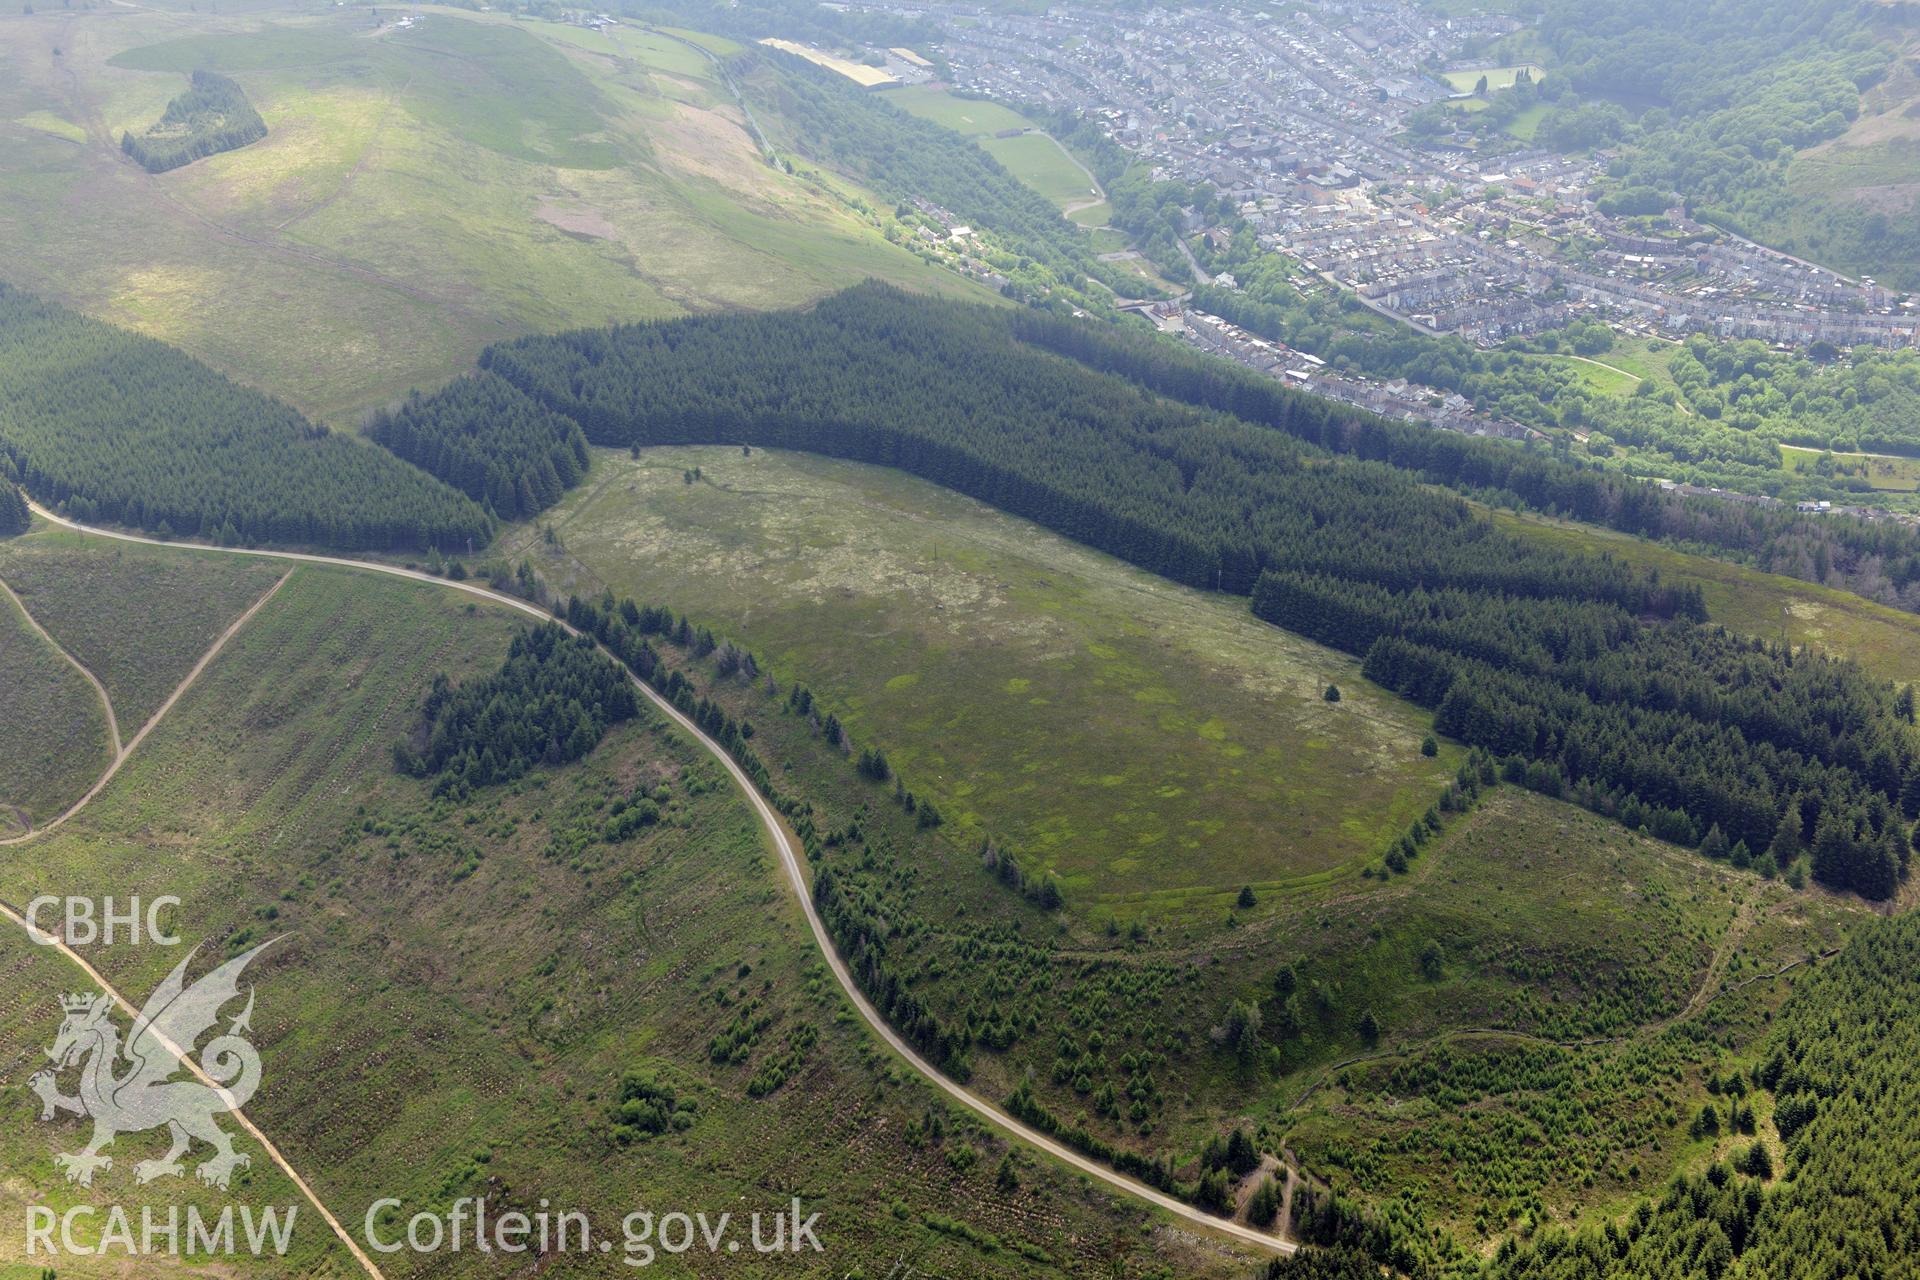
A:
887,85,1036,136
1534,352,1641,397
503,446,1462,907
1505,101,1549,141
0,526,288,731
0,548,1253,1277
887,86,1100,215
0,574,112,833
1781,443,1920,492
982,132,1100,210
13,109,85,144
1071,199,1114,226
1106,251,1185,295
1586,338,1682,389
1442,64,1546,93
0,6,980,421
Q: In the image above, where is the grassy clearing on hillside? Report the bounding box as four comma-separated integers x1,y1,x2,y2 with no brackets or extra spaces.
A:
1108,252,1183,294
504,446,1460,904
887,85,1036,136
1073,200,1115,227
0,579,112,831
982,132,1101,210
0,527,288,730
0,8,976,420
889,86,1099,214
1587,338,1682,389
1532,352,1641,397
14,109,85,143
1505,101,1549,141
0,556,1251,1277
1491,508,1920,682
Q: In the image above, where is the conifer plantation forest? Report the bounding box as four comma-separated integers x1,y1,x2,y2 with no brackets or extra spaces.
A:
472,284,1918,900
366,372,590,522
120,70,268,174
0,284,490,550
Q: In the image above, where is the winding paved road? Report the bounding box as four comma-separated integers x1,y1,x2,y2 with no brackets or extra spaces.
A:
11,501,1293,1258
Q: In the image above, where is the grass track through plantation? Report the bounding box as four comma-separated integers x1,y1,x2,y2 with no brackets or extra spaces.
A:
0,571,120,755
0,569,292,847
8,502,1296,1257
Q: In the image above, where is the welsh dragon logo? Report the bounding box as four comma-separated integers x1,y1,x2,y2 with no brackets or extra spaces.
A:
29,941,276,1190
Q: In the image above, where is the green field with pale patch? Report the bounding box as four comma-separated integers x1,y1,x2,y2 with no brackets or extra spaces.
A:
13,109,85,143
0,6,981,421
503,446,1461,905
887,85,1037,136
887,85,1101,215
